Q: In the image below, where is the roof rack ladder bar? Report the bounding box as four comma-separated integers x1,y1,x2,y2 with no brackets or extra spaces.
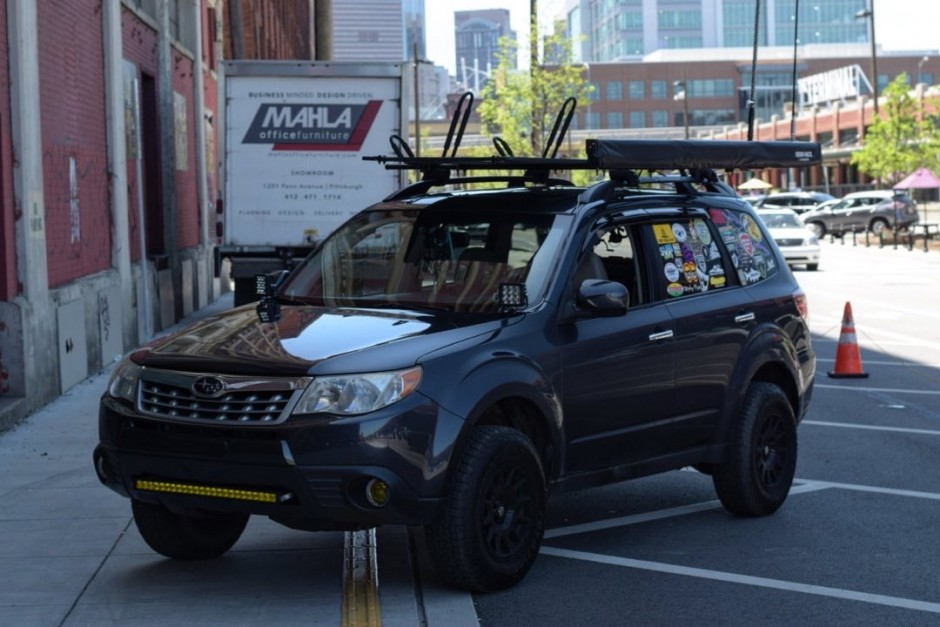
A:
542,97,577,159
441,91,474,158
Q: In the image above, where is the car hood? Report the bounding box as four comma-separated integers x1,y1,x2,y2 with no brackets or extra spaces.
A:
133,304,509,376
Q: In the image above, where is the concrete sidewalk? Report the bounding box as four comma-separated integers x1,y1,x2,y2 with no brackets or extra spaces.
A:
0,294,478,626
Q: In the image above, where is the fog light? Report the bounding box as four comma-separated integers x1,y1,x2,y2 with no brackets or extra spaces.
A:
365,478,390,508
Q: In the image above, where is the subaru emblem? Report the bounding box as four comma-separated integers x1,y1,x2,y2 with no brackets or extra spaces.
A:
192,376,226,397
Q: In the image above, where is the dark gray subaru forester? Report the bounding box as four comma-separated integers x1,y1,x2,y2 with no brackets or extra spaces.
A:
95,133,818,593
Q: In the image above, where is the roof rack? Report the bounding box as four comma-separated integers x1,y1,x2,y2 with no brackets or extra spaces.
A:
364,95,821,200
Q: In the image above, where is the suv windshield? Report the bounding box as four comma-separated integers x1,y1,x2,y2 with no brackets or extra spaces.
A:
280,208,570,312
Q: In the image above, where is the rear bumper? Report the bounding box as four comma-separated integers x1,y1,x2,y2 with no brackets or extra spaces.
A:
780,245,821,266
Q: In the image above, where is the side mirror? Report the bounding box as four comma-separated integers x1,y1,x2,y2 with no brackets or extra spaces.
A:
576,279,628,318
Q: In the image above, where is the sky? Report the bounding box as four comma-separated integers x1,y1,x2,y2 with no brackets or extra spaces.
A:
425,0,940,78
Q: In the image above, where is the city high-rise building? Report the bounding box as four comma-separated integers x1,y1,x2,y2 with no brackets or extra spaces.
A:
455,9,516,93
563,0,871,62
332,0,406,61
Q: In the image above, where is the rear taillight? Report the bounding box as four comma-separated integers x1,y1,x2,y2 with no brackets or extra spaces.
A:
793,288,809,320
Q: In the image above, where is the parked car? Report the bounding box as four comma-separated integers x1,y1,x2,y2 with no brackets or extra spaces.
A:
94,136,818,593
801,190,919,238
753,191,835,214
756,208,821,271
740,194,766,207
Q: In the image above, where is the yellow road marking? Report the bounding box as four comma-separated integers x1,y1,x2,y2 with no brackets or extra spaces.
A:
342,528,382,627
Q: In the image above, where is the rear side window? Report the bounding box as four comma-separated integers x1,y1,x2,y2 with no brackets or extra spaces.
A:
648,216,728,299
709,207,777,286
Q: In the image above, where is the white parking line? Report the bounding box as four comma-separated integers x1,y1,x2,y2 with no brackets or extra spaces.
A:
815,358,938,367
544,482,828,539
539,546,940,614
803,420,940,436
801,479,940,502
541,479,940,615
814,384,940,396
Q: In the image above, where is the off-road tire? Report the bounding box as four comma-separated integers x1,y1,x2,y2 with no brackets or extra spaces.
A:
712,382,797,517
423,425,546,592
132,499,249,560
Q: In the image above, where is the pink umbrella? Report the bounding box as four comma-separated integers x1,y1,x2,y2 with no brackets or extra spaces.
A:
894,168,940,190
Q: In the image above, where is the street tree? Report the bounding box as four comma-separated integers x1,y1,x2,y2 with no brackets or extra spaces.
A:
851,74,940,185
476,18,592,160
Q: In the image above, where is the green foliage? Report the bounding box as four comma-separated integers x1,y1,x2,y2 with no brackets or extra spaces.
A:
476,17,593,159
851,74,940,185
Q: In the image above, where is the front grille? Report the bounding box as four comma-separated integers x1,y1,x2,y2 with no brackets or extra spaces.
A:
137,369,310,426
775,238,806,247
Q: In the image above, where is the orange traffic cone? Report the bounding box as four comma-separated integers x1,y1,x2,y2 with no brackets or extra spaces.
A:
827,302,869,378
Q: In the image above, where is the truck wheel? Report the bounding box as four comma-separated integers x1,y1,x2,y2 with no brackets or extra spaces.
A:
423,425,546,592
712,382,797,517
132,499,249,560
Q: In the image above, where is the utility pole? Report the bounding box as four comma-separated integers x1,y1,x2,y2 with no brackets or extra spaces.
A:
673,73,689,139
856,2,878,116
529,0,539,154
314,0,333,61
414,42,421,157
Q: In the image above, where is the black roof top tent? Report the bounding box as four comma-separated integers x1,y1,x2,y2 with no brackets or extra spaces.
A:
586,139,821,171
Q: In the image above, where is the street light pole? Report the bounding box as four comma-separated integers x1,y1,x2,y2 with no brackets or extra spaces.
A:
918,55,929,85
855,2,878,116
673,74,689,139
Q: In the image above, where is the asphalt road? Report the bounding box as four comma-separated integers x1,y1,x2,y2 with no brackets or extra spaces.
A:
473,239,940,626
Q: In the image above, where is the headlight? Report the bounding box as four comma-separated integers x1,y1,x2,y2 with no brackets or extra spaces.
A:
107,359,142,403
807,235,819,245
293,366,422,416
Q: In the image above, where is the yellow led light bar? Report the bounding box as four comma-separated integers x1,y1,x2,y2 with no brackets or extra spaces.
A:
135,478,280,504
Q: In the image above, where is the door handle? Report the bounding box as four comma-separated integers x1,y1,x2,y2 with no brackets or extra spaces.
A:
735,312,756,324
649,330,674,341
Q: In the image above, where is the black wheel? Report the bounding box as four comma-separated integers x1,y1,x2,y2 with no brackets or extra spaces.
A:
712,382,797,517
806,221,826,238
423,425,546,592
132,499,249,560
807,263,819,271
869,218,889,236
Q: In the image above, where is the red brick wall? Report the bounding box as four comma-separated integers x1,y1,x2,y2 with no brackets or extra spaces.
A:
38,0,112,288
0,0,16,299
123,8,159,263
172,49,200,249
224,0,313,60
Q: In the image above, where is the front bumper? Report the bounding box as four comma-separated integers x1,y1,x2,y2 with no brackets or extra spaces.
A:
95,394,461,530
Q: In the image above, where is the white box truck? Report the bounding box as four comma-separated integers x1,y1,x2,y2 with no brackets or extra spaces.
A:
218,61,407,304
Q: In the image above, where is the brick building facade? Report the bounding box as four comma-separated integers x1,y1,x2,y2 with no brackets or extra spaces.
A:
0,0,319,429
